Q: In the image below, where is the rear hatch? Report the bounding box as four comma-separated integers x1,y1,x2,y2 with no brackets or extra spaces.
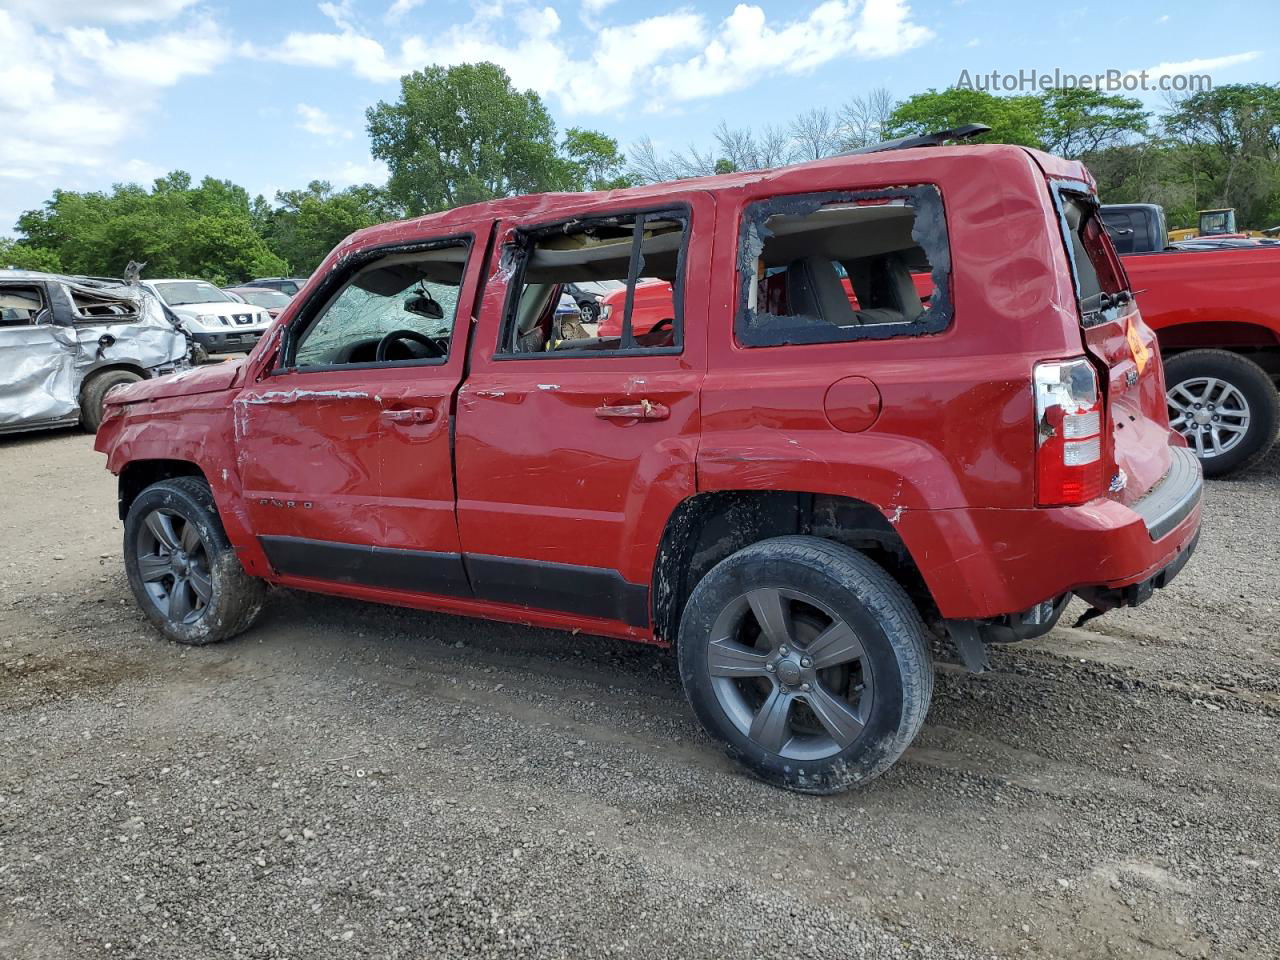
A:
1053,185,1172,507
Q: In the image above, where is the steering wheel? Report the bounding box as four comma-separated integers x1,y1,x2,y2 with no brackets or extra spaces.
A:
649,317,674,334
375,329,444,362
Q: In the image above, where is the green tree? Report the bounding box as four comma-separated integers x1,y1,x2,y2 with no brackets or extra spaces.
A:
367,61,628,214
0,238,62,272
1163,83,1280,226
368,62,562,215
14,172,285,283
1039,89,1149,158
886,88,1046,147
266,180,393,274
559,127,630,191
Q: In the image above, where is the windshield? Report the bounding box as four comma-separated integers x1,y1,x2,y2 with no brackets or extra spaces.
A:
153,281,232,306
233,288,291,309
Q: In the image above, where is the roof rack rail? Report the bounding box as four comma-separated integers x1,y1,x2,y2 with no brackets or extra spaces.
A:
838,123,992,157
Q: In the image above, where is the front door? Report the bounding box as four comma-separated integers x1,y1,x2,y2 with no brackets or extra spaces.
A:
235,228,488,596
454,196,713,630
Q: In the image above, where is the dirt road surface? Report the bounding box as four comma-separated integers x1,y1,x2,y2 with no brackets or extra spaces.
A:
2,430,1277,959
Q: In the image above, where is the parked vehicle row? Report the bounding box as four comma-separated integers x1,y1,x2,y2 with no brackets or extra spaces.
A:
1101,203,1280,476
0,270,189,434
96,140,1201,794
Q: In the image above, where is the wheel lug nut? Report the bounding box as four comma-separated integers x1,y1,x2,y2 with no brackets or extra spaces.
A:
801,658,812,668
766,663,775,672
800,683,811,692
779,646,788,655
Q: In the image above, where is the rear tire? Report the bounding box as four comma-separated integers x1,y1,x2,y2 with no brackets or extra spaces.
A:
678,536,933,794
80,370,141,433
123,477,266,645
1164,349,1279,477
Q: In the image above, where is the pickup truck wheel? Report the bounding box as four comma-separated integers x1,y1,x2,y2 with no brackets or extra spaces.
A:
1164,349,1279,477
123,477,266,645
80,370,141,433
678,536,933,794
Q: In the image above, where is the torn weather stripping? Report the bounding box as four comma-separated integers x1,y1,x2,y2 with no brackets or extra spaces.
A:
735,186,952,347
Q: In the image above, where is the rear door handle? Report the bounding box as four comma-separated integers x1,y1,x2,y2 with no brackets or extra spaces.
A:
382,407,436,424
594,400,670,422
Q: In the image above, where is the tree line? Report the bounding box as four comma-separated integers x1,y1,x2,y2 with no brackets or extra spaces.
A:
3,63,1277,284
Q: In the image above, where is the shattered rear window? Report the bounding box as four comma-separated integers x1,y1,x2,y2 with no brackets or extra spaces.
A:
69,288,142,323
736,186,952,347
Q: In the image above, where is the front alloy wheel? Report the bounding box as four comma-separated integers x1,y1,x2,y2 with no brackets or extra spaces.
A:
135,508,213,624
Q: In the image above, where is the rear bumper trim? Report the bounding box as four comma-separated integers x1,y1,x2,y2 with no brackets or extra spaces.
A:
1131,446,1203,541
1075,530,1199,612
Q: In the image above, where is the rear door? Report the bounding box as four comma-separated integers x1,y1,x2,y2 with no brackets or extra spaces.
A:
0,281,80,429
453,195,712,631
1054,187,1171,505
234,227,489,595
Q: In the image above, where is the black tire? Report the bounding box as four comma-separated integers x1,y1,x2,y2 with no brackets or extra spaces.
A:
80,370,142,433
123,477,266,645
1164,349,1279,477
678,536,933,794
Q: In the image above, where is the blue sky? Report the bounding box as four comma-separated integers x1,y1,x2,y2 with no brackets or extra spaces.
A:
1,0,1274,235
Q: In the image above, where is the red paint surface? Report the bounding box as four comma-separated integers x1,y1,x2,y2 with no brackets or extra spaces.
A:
1121,247,1280,351
95,144,1198,640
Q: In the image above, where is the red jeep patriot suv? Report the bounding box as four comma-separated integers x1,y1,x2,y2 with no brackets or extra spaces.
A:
96,137,1201,794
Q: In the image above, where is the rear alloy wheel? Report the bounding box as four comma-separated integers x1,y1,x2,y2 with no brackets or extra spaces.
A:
1164,350,1279,477
678,536,933,794
123,477,266,645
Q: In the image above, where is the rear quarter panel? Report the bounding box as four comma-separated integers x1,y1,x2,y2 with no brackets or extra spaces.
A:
698,147,1084,514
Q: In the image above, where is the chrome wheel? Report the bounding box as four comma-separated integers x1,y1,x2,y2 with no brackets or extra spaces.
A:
1167,376,1251,459
706,586,874,762
135,508,212,625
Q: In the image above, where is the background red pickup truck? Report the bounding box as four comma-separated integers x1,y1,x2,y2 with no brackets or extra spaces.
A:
1102,203,1280,476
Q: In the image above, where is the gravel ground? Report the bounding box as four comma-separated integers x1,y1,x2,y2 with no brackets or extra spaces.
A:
1,430,1277,960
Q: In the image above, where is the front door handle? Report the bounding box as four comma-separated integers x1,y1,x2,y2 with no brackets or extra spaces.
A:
382,407,436,424
594,400,670,422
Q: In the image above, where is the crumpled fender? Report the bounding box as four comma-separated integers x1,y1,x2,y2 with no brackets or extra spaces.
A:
109,358,247,406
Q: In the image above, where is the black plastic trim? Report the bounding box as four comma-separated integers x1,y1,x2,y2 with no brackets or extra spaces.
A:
260,536,471,597
465,554,650,627
1132,446,1203,541
258,536,650,627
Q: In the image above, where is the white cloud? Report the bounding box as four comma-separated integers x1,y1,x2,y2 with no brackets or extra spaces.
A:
1142,51,1260,79
297,104,354,140
1157,14,1169,23
581,0,621,12
257,0,930,115
2,0,198,26
0,8,232,188
386,0,427,20
330,159,390,186
656,0,931,101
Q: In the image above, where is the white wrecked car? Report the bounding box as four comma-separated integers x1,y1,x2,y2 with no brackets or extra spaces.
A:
0,269,190,434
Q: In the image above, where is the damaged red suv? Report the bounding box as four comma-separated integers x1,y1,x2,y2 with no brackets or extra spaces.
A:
96,132,1201,793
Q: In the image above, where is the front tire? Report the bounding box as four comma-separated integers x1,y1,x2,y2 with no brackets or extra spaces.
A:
80,370,141,433
678,537,933,794
123,477,266,645
1164,349,1279,477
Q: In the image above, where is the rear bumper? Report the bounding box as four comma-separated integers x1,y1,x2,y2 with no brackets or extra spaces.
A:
900,445,1203,620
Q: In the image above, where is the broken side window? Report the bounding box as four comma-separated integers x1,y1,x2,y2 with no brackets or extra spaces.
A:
68,288,142,323
735,187,952,347
498,209,687,356
0,286,46,327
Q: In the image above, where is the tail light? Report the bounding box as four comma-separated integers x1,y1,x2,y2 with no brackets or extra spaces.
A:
1034,358,1104,506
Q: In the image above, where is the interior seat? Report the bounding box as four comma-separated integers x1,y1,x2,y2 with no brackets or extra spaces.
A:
783,257,859,326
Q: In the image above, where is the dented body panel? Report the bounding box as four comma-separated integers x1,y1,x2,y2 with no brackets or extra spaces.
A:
1,270,188,434
95,143,1199,641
